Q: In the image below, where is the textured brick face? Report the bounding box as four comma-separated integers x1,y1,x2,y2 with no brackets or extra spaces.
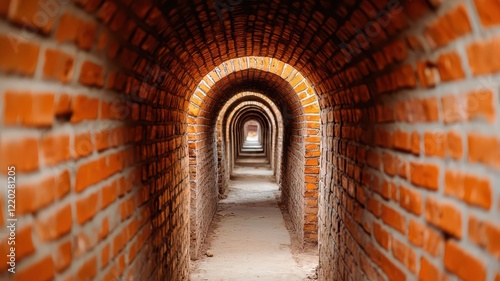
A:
0,0,499,280
0,1,190,280
317,0,500,280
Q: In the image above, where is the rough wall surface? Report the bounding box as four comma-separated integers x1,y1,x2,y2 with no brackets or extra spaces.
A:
318,0,500,280
0,1,190,280
188,124,219,259
0,0,499,280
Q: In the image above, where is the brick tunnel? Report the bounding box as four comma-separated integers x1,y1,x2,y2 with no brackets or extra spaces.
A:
0,0,500,280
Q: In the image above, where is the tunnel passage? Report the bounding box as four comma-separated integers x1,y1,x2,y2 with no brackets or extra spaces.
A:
217,92,285,188
1,0,500,280
187,58,320,259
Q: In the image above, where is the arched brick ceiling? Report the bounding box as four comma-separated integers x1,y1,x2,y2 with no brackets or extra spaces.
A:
221,95,281,128
198,69,303,123
153,0,339,79
125,0,406,99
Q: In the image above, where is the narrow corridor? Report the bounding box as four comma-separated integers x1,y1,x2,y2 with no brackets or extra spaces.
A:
191,155,317,281
1,0,500,280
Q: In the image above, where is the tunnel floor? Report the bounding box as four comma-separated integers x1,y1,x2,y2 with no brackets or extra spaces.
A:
190,160,318,280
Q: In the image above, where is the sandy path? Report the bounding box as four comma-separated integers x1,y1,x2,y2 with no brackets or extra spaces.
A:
190,165,318,281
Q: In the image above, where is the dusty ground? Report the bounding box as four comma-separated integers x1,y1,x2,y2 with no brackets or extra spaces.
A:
190,165,318,281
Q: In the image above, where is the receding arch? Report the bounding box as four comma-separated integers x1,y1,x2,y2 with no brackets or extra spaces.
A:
187,57,321,259
227,103,278,180
217,92,284,186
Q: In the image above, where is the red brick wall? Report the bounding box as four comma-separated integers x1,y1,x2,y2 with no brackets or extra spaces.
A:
317,0,500,280
2,0,498,280
0,1,190,280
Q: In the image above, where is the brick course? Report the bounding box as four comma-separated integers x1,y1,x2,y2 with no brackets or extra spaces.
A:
0,0,499,280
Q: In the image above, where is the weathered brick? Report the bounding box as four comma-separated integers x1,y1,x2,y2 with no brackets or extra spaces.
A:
444,241,486,281
0,35,40,75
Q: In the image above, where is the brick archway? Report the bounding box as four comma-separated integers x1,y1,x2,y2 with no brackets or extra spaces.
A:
187,57,321,257
225,101,278,181
217,92,284,187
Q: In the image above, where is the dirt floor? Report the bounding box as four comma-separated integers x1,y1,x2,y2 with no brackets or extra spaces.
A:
190,165,319,281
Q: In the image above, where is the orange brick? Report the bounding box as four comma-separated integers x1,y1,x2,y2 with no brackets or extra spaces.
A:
468,133,500,168
99,217,110,241
379,180,392,200
445,170,492,209
408,220,443,257
425,198,462,238
410,163,439,190
0,34,40,75
373,222,390,250
120,197,135,221
467,37,500,75
101,244,110,268
71,95,99,123
8,0,55,33
35,204,72,241
76,191,99,224
52,240,72,272
424,4,472,48
381,204,405,234
368,198,381,217
3,91,55,127
424,132,445,157
79,60,104,87
421,97,439,122
419,257,447,281
417,61,438,88
383,153,398,176
77,256,97,281
399,185,422,215
0,0,10,16
55,94,73,117
0,198,2,228
42,134,71,166
366,243,406,281
404,0,431,19
0,137,39,172
444,241,486,281
74,132,93,158
468,216,500,258
442,94,467,123
445,131,462,159
393,130,411,152
392,238,416,273
467,89,495,123
77,21,98,50
95,130,110,151
76,157,104,192
437,52,465,81
474,0,500,27
56,13,80,42
408,220,425,247
411,132,420,155
14,226,33,258
97,1,118,24
43,49,75,83
16,255,55,281
17,170,70,214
